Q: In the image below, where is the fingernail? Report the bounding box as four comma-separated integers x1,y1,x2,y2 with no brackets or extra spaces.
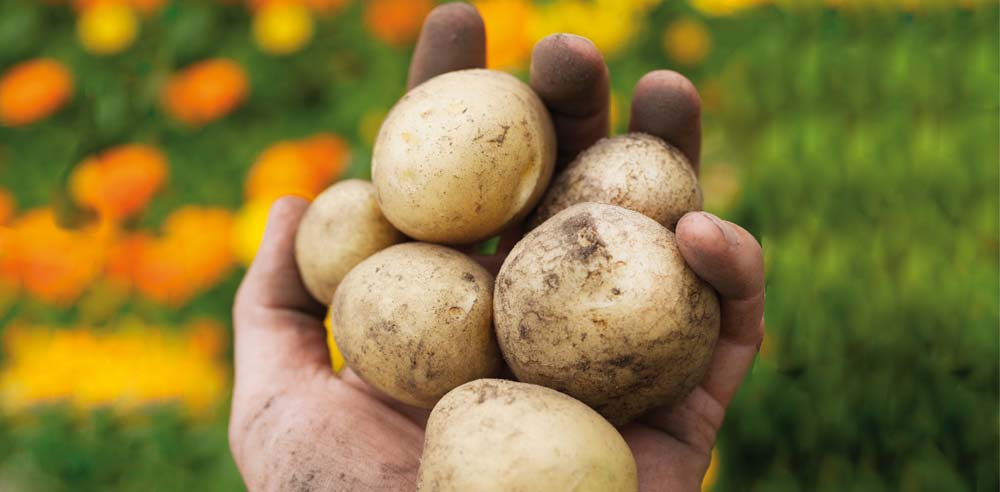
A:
701,211,738,245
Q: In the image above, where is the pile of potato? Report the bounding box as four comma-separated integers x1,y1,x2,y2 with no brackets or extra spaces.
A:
295,69,720,491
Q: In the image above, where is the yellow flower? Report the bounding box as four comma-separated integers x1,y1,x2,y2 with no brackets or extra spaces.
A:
253,2,315,55
609,90,623,132
324,309,345,372
531,1,647,58
663,18,712,66
232,198,272,266
0,319,228,415
690,0,768,16
77,3,139,55
702,447,720,491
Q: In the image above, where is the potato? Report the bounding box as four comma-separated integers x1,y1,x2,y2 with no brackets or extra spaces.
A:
530,133,701,230
495,203,720,425
417,379,637,492
372,69,556,244
294,180,405,305
330,243,499,408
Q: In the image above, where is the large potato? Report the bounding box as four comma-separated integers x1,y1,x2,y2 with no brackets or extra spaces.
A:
530,133,701,230
495,203,720,425
372,69,556,244
417,379,637,492
330,243,499,408
294,180,405,305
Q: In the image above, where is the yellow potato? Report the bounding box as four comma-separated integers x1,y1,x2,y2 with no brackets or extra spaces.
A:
531,133,701,230
373,69,556,244
418,379,637,492
495,203,720,425
330,243,499,408
294,180,405,305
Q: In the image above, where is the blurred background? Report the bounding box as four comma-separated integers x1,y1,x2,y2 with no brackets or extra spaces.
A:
0,0,996,490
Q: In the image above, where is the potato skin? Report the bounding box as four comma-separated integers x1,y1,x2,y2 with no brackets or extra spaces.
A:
294,180,405,305
330,243,500,408
417,379,637,492
372,69,556,244
530,133,701,231
495,203,720,425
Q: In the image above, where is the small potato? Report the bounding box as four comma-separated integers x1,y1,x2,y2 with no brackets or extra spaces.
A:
373,69,556,244
294,180,405,305
330,243,499,408
530,133,701,230
495,203,720,425
417,379,637,492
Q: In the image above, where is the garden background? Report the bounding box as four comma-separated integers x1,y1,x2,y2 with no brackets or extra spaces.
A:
0,0,996,490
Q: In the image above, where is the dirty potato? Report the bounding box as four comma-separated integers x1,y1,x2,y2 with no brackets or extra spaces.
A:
330,243,500,408
417,379,637,492
372,69,556,244
495,203,720,425
530,133,701,230
294,180,405,305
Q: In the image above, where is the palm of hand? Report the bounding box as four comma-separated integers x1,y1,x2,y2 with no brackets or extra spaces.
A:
229,4,765,492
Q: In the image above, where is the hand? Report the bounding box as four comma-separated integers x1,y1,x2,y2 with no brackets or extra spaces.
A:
228,3,765,491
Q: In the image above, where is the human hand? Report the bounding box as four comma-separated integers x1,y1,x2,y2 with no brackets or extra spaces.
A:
228,3,765,491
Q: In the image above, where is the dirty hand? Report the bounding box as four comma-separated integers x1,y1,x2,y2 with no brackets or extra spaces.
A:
228,3,765,491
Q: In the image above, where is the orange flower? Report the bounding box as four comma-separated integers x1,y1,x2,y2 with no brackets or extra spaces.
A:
70,144,169,221
0,59,74,127
303,0,349,14
247,0,350,14
0,189,14,225
4,208,113,305
104,232,151,286
131,207,235,306
363,0,433,47
298,132,350,185
73,0,167,15
245,133,350,202
162,59,249,126
475,0,534,70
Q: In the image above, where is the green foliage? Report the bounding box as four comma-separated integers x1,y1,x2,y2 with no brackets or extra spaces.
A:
0,1,996,491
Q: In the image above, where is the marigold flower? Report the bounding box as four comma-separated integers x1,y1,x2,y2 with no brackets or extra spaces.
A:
4,208,112,305
0,189,14,225
69,144,169,221
247,0,349,15
0,320,227,414
74,0,167,15
363,0,433,47
475,0,534,70
691,0,768,16
77,3,138,55
131,207,236,306
253,2,314,55
663,18,712,66
162,59,249,126
232,198,271,266
0,58,74,127
245,133,350,203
